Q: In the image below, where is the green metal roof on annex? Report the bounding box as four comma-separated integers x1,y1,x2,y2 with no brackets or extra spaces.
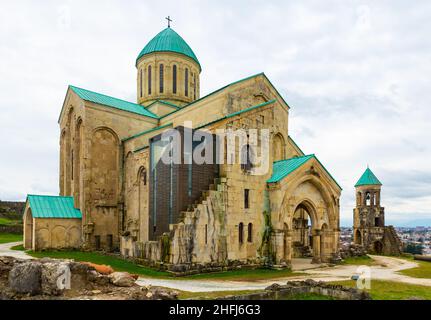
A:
355,167,382,187
267,154,342,190
69,86,159,119
136,27,201,70
26,195,82,219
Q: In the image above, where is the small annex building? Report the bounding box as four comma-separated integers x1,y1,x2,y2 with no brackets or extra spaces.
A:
23,195,82,251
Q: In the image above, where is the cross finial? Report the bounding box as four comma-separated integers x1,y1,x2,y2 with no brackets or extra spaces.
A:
166,16,172,28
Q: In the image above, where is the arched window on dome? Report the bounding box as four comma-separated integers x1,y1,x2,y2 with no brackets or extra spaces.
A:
185,68,189,97
140,69,143,98
159,64,164,93
148,65,152,95
193,74,196,100
172,65,177,94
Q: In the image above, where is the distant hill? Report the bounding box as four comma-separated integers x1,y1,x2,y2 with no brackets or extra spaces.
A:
0,201,25,220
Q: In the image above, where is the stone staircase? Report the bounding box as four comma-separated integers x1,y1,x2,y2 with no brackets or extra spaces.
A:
383,225,403,255
183,178,225,217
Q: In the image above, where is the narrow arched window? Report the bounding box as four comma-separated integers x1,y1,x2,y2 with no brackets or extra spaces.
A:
172,65,177,94
247,223,253,243
140,69,143,98
185,68,189,97
366,192,371,206
159,64,164,93
205,224,208,245
239,223,244,244
148,65,152,95
193,74,196,100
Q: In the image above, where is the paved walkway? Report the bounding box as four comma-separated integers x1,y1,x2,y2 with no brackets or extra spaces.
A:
137,256,431,292
0,242,32,260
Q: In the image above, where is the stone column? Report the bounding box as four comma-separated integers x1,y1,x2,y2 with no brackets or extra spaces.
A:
311,229,321,264
272,229,286,266
284,230,292,266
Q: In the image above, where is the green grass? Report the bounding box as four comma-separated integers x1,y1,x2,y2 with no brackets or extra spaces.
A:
341,255,377,266
181,268,303,281
0,218,21,226
28,250,171,278
0,233,23,244
330,280,431,300
10,244,25,251
398,256,431,279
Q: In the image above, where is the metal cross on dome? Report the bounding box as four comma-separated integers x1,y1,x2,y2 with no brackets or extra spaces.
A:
166,16,173,28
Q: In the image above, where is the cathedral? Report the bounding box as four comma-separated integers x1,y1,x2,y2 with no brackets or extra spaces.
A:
23,24,342,270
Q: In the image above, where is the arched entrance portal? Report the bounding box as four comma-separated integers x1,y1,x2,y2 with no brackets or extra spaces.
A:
292,204,313,258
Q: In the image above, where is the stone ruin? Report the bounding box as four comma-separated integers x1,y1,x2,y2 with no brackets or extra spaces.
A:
222,279,371,300
0,256,178,300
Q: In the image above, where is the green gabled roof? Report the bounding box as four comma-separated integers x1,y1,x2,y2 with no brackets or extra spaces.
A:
267,154,342,190
26,195,82,219
69,86,159,119
267,155,314,183
355,167,382,187
137,27,201,70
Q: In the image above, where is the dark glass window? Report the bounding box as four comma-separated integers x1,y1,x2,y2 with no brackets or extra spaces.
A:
247,223,253,243
159,64,164,93
185,68,189,97
148,65,152,95
244,189,250,209
239,223,244,244
173,65,177,94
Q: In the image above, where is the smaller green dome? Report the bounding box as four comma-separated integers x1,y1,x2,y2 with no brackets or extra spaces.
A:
136,27,201,70
355,167,382,187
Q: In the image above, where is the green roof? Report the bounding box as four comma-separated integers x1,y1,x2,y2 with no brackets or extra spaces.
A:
267,154,342,190
267,155,314,183
355,167,382,187
69,86,159,119
136,27,201,70
26,195,82,219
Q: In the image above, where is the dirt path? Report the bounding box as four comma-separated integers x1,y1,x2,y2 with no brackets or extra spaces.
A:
137,256,431,292
0,242,32,260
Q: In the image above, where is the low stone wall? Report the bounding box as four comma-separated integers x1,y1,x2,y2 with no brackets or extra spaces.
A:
414,255,431,262
221,279,371,300
0,224,22,234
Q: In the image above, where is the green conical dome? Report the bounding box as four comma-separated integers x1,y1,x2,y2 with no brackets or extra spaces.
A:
136,27,201,70
355,167,382,187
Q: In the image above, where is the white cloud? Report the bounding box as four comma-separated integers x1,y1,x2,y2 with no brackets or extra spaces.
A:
0,0,430,226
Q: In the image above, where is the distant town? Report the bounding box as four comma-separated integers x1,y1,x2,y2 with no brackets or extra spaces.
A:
340,226,431,255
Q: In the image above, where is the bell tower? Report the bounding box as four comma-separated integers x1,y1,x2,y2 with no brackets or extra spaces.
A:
353,167,385,250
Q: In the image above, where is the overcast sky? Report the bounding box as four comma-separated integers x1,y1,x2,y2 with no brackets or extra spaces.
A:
1,0,430,226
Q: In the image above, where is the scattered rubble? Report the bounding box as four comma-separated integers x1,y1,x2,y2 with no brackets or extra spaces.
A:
0,256,178,300
339,243,367,259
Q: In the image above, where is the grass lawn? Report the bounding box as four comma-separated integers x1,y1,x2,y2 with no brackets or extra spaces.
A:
341,255,377,266
27,250,303,281
28,250,171,278
10,244,25,251
0,218,21,226
330,280,431,300
0,233,23,244
398,256,431,279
